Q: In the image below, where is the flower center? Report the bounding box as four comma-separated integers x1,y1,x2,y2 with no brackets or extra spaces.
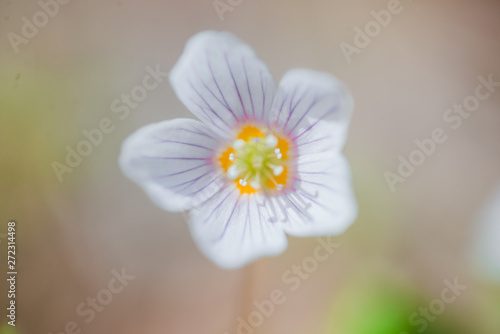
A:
218,125,292,194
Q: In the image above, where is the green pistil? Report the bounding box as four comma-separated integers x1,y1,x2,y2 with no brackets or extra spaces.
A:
227,135,284,190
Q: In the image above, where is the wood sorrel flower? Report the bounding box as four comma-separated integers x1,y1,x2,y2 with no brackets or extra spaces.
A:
119,31,357,269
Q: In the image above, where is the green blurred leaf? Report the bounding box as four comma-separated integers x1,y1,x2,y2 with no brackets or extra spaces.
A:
324,275,416,334
0,323,19,334
323,271,471,334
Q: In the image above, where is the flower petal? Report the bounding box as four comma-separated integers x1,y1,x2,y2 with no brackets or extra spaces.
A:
119,118,224,212
258,126,357,237
169,31,276,136
269,69,353,150
189,186,288,269
263,70,357,236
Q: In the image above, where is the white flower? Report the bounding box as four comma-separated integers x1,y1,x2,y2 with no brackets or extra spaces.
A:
119,31,357,269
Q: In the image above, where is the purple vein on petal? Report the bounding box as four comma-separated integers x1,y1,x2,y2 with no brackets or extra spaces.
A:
186,175,221,197
297,170,330,175
254,196,274,242
294,176,348,196
177,172,218,195
296,188,338,215
191,66,238,122
287,94,322,136
296,159,328,166
171,127,219,142
275,94,288,125
298,148,337,158
153,163,207,179
187,78,232,128
293,103,340,140
284,193,312,222
187,97,214,122
188,98,227,133
283,87,297,127
224,52,248,120
283,85,303,129
204,188,233,225
153,138,215,152
240,198,251,243
242,57,256,120
257,199,267,243
259,70,266,122
206,49,238,121
170,169,213,190
141,155,207,161
296,135,331,148
214,195,240,242
249,198,256,241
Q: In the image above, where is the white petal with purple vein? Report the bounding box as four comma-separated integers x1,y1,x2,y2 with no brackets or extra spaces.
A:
169,31,277,136
277,152,357,237
269,69,353,150
119,118,224,212
189,185,288,269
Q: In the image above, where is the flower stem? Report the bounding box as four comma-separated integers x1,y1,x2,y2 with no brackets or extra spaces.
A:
240,262,257,321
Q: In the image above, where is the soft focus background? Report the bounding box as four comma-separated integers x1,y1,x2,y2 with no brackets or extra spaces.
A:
1,0,500,333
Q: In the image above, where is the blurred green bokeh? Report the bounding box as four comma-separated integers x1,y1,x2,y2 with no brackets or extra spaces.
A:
324,271,472,334
0,323,19,334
